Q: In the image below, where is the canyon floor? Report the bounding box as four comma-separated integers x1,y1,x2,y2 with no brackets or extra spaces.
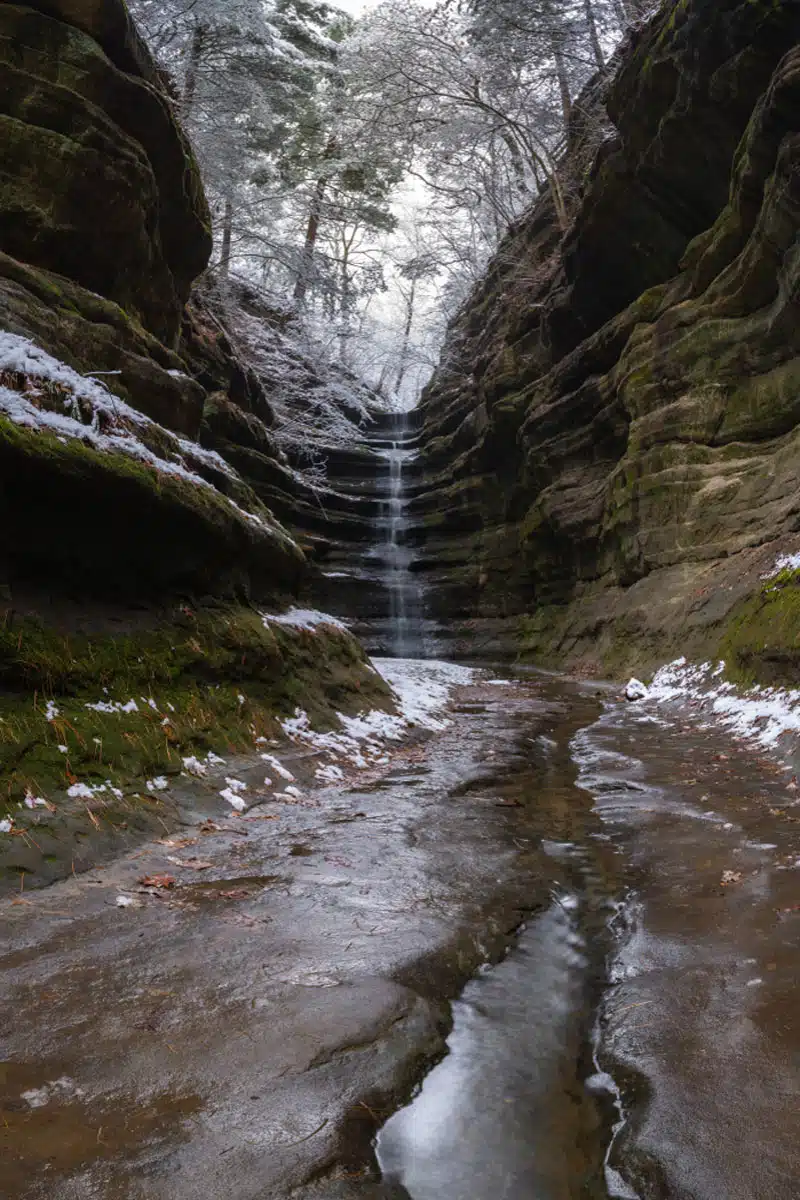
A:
1,666,798,1200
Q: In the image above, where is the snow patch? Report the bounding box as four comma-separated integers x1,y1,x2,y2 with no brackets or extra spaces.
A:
315,763,344,784
24,791,49,809
21,1077,84,1109
762,551,800,579
279,658,475,769
85,698,139,715
648,658,800,750
262,607,349,632
374,658,475,731
67,782,106,800
220,788,247,811
182,756,207,777
260,754,295,781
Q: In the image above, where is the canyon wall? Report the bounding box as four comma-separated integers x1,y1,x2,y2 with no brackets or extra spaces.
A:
0,0,390,842
414,0,800,681
0,0,307,601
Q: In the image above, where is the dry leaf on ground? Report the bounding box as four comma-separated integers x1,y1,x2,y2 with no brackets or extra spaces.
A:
138,874,176,890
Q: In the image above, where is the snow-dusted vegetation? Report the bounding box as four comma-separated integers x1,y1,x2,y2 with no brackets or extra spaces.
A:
127,0,643,407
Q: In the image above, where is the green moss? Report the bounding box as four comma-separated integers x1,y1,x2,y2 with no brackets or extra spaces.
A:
516,607,568,662
0,605,391,819
718,567,800,686
716,360,800,443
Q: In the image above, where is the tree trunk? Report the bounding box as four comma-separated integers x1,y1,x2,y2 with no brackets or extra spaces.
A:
217,199,232,278
339,245,352,364
394,277,417,394
548,168,569,231
293,136,339,307
583,0,605,71
215,198,235,279
182,20,207,123
499,129,530,196
552,37,572,129
293,175,327,306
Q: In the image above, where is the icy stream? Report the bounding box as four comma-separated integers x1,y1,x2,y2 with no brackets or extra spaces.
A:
380,411,423,657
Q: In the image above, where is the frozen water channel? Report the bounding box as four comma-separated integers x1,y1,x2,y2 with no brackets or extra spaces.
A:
375,674,800,1200
1,663,798,1199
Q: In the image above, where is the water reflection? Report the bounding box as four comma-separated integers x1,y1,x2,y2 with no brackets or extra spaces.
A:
377,898,596,1200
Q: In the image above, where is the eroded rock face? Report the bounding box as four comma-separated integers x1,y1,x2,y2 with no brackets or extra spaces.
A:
1,1,210,346
415,0,800,678
0,0,307,605
0,1,393,826
0,0,211,437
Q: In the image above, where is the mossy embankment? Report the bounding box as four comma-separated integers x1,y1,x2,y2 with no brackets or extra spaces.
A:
0,603,393,889
719,566,800,687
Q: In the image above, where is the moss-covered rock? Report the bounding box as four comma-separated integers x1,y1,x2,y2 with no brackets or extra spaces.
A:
0,1,315,608
412,1,800,681
0,3,211,344
0,416,305,601
719,567,800,685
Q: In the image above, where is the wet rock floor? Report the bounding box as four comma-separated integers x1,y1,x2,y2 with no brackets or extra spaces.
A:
0,671,798,1199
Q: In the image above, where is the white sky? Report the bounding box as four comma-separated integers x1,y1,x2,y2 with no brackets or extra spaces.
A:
336,0,377,12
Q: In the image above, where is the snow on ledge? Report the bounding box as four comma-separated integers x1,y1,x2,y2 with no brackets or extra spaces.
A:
762,551,800,579
261,607,349,633
0,333,278,535
643,657,800,751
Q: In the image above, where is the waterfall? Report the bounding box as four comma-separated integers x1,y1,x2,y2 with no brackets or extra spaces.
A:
382,411,421,657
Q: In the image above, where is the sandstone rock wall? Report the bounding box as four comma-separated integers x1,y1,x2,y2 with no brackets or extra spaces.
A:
0,0,306,604
0,1,392,838
415,0,800,680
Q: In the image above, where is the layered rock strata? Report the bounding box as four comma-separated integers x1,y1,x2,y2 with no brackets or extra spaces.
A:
414,0,800,680
0,0,392,835
0,0,303,602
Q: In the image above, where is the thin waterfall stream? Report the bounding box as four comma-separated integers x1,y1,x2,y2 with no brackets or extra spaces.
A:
382,410,422,657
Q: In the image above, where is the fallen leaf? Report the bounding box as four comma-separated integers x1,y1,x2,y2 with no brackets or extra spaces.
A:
198,820,249,838
138,874,175,890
